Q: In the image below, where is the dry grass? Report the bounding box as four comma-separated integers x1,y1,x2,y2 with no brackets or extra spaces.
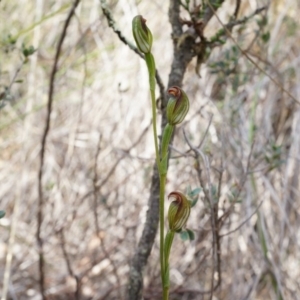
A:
0,0,300,299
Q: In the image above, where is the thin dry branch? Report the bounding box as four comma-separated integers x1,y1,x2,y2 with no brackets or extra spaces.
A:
233,0,241,20
202,0,226,29
220,201,263,238
183,126,221,298
36,1,80,298
57,228,81,299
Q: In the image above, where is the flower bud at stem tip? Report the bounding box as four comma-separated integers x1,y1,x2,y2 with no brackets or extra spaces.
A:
132,15,153,54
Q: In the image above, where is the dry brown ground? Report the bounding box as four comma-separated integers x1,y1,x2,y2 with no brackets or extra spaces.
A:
0,0,300,299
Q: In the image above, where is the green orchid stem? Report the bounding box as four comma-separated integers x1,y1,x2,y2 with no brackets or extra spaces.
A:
161,124,174,164
133,17,181,300
164,230,175,285
145,49,177,300
160,174,166,291
160,124,174,300
145,53,160,169
163,284,170,300
144,52,166,293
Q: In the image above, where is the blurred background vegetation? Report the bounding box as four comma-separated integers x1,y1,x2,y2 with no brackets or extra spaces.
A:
0,0,300,299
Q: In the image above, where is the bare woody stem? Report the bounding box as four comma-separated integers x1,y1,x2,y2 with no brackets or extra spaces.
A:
37,1,80,298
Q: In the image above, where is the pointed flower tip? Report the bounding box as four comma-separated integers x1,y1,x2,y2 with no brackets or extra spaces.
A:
132,15,153,54
166,86,190,126
168,191,191,232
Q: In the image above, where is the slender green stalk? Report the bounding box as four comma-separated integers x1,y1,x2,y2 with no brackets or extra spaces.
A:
160,125,174,298
144,52,166,294
161,124,174,163
145,53,160,169
160,174,166,288
164,230,175,294
160,124,174,300
164,231,175,271
163,285,170,300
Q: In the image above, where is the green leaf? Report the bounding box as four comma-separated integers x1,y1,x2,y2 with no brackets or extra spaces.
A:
190,187,201,197
0,211,5,219
187,187,201,207
6,34,17,45
22,45,36,57
261,32,270,43
180,230,189,241
186,228,195,240
190,198,198,208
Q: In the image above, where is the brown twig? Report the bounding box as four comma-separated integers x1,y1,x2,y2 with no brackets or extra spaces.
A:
183,126,221,298
202,0,226,29
58,228,81,299
36,1,80,298
233,0,241,20
220,201,263,237
227,6,267,32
